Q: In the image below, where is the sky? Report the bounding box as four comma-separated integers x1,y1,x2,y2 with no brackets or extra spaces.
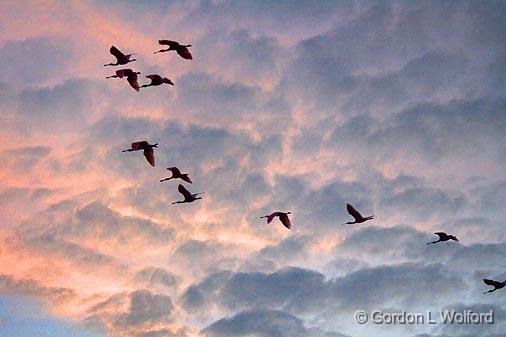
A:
0,1,505,337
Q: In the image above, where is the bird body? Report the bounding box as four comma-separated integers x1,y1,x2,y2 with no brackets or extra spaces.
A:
260,211,292,229
104,46,136,66
122,141,158,166
342,203,374,225
172,184,203,204
161,167,192,183
483,279,506,294
106,68,141,91
427,232,459,245
155,40,193,59
141,74,174,88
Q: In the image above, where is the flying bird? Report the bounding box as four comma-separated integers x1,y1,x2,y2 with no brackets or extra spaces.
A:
342,203,374,225
154,40,193,60
427,232,459,245
141,74,174,88
122,141,158,166
106,68,141,91
104,46,136,66
260,212,292,229
160,167,192,183
172,184,203,204
483,278,506,294
106,68,139,79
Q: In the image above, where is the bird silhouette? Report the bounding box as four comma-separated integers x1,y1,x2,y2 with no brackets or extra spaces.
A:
141,74,174,88
427,232,459,245
106,68,139,79
104,46,136,66
172,184,203,204
160,167,192,183
342,203,374,225
106,68,141,92
122,141,158,167
483,278,506,294
260,212,292,229
154,40,193,60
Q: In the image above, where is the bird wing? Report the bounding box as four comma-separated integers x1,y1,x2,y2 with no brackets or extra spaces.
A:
178,184,192,199
434,232,447,239
146,74,162,81
131,141,149,150
346,203,363,221
484,279,502,287
110,46,126,60
168,167,181,175
127,74,140,92
182,175,192,184
177,47,193,60
265,213,276,223
158,40,179,48
115,69,132,78
279,213,291,229
143,147,155,166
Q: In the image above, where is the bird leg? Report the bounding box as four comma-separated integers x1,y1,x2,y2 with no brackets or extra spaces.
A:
154,49,169,54
426,240,440,245
483,289,496,294
160,177,173,182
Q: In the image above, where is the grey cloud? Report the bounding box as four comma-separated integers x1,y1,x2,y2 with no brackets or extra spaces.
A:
184,263,465,319
134,267,179,290
202,309,350,337
116,290,173,326
0,37,72,86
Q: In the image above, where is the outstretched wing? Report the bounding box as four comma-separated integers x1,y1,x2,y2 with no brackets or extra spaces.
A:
279,213,291,229
168,167,182,175
158,40,179,48
346,203,363,221
143,147,155,166
181,175,192,184
115,69,133,78
434,232,447,239
131,141,149,150
146,74,162,82
178,184,192,199
177,46,192,60
110,46,125,60
483,279,502,287
127,74,140,92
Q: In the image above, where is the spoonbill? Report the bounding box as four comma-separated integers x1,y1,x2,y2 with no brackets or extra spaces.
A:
172,184,204,204
104,46,136,66
122,141,158,167
260,212,292,229
342,203,374,225
154,40,193,60
161,167,192,184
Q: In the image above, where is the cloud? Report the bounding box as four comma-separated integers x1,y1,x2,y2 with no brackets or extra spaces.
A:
202,309,350,337
0,274,76,304
0,37,73,87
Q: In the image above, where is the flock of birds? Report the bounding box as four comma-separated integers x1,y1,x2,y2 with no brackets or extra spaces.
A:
104,41,504,295
105,41,191,92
